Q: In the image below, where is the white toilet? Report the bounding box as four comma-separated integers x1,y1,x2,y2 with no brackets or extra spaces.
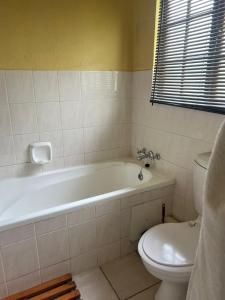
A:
138,152,210,300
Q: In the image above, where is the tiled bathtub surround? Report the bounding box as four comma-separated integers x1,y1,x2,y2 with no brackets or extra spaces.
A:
0,185,173,297
131,70,225,221
0,70,131,178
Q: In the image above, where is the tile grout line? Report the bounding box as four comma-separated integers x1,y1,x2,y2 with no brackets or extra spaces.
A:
99,266,120,300
125,282,160,300
31,70,44,174
3,71,17,169
33,224,42,283
0,248,8,296
100,265,160,300
56,71,66,169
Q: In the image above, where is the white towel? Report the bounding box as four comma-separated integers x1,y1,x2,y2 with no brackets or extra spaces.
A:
186,120,225,300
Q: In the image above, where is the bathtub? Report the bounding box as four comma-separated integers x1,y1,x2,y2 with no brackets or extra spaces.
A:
0,160,176,291
0,160,174,232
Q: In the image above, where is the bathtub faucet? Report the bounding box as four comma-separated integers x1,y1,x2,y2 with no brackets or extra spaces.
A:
136,148,161,161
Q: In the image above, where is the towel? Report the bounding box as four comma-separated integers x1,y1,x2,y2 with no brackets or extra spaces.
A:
186,120,225,300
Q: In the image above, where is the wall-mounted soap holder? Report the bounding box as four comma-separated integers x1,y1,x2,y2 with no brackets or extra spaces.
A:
30,142,52,165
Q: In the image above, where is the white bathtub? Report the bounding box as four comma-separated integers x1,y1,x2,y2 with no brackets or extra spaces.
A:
0,161,175,232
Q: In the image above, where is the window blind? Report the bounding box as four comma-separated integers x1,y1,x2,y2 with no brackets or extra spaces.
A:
151,0,225,114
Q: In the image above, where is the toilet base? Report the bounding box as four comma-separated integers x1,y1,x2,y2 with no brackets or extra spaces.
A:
155,281,188,300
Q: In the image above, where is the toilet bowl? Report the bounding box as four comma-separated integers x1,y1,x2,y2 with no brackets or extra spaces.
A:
138,152,210,300
138,221,200,300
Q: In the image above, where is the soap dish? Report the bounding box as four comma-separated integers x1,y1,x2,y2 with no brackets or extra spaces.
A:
30,142,52,165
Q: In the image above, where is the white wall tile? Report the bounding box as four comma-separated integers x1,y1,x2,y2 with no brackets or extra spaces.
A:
97,241,120,265
7,271,41,295
84,126,122,153
172,193,186,221
58,71,81,101
0,255,5,284
155,159,190,199
14,133,39,163
35,215,67,236
84,127,106,152
0,105,11,136
33,71,59,102
60,102,84,129
5,71,34,103
42,158,65,173
37,229,69,268
0,69,132,179
121,100,131,123
36,102,60,132
84,147,129,164
95,199,120,217
0,136,15,167
121,194,143,209
0,71,7,104
68,221,96,258
84,100,122,127
10,103,37,134
13,163,42,177
67,206,95,227
0,224,34,247
96,213,120,246
117,72,132,99
132,70,152,101
41,153,60,169
0,284,7,299
63,129,84,156
70,251,97,275
2,238,39,281
142,185,174,203
39,131,63,158
120,208,131,238
120,238,137,257
40,260,70,282
81,71,119,101
64,154,84,168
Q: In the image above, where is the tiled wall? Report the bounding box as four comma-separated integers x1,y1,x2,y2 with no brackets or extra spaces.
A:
0,185,174,297
0,70,131,179
131,70,225,221
1,69,224,221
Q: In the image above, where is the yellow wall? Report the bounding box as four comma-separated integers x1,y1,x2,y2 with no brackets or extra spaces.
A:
0,0,134,70
132,0,156,71
0,0,156,71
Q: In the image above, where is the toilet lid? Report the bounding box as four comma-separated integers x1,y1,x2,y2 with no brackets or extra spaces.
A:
142,222,200,267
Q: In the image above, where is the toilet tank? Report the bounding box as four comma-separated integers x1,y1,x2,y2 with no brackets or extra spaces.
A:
193,152,211,215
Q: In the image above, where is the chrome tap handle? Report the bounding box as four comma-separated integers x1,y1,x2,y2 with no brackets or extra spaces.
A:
137,147,146,154
154,153,161,160
148,151,154,160
136,148,161,162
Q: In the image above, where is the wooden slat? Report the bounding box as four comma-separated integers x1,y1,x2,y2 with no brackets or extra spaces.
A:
30,282,76,300
56,290,80,300
3,274,73,300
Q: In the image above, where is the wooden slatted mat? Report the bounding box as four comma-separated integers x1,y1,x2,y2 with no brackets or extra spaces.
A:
3,274,81,300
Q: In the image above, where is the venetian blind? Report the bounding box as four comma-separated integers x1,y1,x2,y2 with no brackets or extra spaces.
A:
151,0,225,114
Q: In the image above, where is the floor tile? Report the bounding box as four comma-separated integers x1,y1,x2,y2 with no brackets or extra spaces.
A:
73,268,118,300
101,253,159,300
128,284,160,300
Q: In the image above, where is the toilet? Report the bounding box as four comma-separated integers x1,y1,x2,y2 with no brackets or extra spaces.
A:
138,152,210,300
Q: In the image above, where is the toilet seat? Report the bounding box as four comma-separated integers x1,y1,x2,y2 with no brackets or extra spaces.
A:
138,221,201,283
142,222,200,267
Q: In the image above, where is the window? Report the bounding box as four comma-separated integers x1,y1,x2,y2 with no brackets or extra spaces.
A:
151,0,225,114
